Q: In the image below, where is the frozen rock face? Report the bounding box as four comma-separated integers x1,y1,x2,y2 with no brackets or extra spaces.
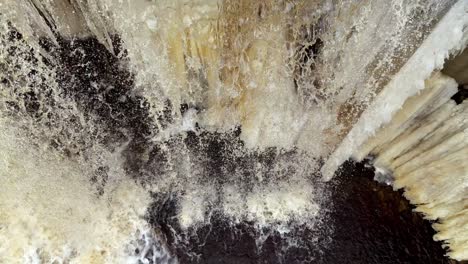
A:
0,0,464,263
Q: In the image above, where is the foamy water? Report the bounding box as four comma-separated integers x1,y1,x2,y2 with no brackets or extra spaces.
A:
0,0,459,262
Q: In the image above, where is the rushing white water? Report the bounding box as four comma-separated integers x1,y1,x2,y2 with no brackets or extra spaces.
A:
0,0,463,262
0,118,168,262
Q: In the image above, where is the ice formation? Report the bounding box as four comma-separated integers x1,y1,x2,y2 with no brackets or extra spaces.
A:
354,72,467,260
322,0,468,179
320,1,468,260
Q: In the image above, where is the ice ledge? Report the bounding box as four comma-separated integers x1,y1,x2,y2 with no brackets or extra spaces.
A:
321,0,468,181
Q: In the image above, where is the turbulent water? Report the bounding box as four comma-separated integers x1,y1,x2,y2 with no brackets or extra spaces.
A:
0,0,458,263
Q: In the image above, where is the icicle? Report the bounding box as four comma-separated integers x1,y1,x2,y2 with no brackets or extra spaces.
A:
355,72,468,261
372,100,458,169
322,0,468,180
354,72,459,161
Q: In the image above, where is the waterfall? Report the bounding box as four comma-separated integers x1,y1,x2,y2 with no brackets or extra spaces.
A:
0,0,465,263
